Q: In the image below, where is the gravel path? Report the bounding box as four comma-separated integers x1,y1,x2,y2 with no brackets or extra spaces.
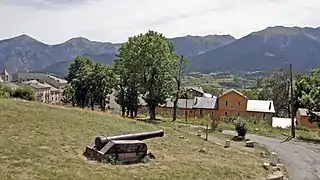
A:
223,130,320,180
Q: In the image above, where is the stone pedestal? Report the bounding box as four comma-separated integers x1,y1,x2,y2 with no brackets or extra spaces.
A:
270,152,278,166
267,171,284,180
245,141,255,148
225,140,230,148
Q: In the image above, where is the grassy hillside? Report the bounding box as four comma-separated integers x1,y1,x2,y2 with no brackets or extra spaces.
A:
0,99,267,180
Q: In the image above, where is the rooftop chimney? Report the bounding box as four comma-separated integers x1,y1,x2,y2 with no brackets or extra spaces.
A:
269,102,272,110
194,97,198,105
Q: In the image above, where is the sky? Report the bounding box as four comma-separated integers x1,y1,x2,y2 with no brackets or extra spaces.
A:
0,0,319,44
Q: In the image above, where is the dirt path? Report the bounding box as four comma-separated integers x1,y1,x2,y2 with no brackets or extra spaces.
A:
223,130,320,180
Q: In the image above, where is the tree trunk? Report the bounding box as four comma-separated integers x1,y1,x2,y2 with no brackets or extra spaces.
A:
91,97,94,111
72,97,75,107
149,106,156,120
100,98,103,111
101,98,106,112
172,99,178,122
121,106,126,117
134,107,138,118
130,109,134,119
81,94,86,109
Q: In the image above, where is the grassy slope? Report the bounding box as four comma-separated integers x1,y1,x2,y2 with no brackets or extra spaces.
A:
0,99,266,180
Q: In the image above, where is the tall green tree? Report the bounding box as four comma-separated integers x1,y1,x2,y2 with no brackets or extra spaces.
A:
114,38,141,118
66,56,94,108
294,69,320,127
257,69,291,117
114,58,127,116
91,63,115,111
116,30,179,120
172,55,189,122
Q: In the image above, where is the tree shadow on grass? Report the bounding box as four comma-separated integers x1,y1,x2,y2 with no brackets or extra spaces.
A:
297,136,320,144
231,136,246,142
135,118,164,124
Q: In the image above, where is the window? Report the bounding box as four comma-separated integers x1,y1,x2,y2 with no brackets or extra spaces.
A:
200,110,203,116
263,114,266,119
251,114,255,118
231,105,234,109
225,101,228,106
237,113,240,117
190,111,193,114
225,112,228,116
238,101,241,106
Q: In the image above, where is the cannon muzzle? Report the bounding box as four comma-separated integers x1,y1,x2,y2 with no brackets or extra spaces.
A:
95,130,164,150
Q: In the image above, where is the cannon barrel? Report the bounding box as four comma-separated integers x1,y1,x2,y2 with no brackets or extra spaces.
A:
94,130,164,150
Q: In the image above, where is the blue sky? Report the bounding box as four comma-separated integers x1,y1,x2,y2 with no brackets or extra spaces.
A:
0,0,319,44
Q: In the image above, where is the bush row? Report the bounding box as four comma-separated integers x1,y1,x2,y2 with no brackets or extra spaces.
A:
0,85,35,101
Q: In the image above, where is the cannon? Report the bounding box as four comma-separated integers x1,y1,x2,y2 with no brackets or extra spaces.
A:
84,130,164,163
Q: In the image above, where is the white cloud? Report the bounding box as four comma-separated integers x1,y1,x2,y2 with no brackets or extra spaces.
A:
0,0,319,44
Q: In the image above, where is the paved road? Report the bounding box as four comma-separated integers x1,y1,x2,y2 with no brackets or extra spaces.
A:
223,130,320,180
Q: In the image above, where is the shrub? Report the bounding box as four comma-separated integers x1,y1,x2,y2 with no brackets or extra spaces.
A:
12,86,35,101
0,90,10,99
235,121,247,137
0,85,12,99
296,126,310,132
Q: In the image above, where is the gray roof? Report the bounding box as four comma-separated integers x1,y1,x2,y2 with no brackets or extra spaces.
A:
47,75,67,84
298,108,320,116
203,93,213,98
22,80,52,89
164,98,194,109
44,83,60,92
246,100,275,113
193,97,218,109
185,86,204,94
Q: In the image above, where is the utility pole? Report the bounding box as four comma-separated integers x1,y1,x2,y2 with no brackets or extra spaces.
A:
290,64,296,138
185,98,188,122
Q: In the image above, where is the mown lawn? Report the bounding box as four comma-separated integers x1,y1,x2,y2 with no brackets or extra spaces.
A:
0,99,268,180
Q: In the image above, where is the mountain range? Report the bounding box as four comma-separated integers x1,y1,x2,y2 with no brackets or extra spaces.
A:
1,26,320,77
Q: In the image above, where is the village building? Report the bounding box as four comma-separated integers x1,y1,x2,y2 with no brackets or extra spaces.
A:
11,72,67,90
20,80,62,104
0,70,67,104
192,97,218,119
296,108,320,129
157,98,194,117
156,89,276,123
21,80,52,103
0,69,10,83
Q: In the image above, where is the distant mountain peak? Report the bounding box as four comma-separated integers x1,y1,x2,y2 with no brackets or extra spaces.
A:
2,34,40,43
251,26,303,36
65,37,91,44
